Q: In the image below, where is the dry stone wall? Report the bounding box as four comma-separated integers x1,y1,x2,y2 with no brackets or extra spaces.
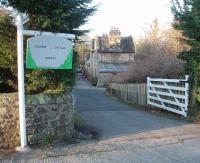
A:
0,93,20,149
26,93,74,144
0,92,74,149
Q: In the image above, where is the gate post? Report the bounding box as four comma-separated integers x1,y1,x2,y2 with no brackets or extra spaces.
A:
147,77,150,106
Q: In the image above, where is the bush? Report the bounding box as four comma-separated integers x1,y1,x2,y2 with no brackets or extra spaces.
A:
126,51,184,83
124,26,186,83
172,0,200,122
0,9,17,92
91,77,98,86
104,23,186,84
25,51,78,94
73,109,84,127
0,9,77,94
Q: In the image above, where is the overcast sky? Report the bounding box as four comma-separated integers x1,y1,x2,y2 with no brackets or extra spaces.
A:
80,0,174,39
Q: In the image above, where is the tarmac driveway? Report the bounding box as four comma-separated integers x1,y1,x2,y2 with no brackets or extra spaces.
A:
1,78,200,163
71,78,200,162
73,79,199,140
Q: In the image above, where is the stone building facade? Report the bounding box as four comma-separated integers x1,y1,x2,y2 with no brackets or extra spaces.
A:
85,28,135,86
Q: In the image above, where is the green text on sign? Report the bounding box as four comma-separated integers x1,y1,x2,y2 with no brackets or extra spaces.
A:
26,36,73,69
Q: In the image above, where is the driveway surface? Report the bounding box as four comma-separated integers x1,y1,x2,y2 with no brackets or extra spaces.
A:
1,78,200,163
72,78,200,162
74,79,199,139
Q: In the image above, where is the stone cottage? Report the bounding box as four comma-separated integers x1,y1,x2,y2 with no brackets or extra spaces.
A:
85,27,135,86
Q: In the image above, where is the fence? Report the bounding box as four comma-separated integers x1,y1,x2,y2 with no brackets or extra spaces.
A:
147,76,189,117
107,83,147,106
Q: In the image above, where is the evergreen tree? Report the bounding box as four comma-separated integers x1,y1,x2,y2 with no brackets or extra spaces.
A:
0,0,96,93
1,0,96,35
172,0,200,121
0,8,17,92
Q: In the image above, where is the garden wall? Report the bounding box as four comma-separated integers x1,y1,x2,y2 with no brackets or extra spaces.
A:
0,93,20,148
0,92,74,149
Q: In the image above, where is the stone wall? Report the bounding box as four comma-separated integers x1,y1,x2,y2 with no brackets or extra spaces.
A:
26,92,74,145
0,92,74,149
0,93,20,149
100,53,134,63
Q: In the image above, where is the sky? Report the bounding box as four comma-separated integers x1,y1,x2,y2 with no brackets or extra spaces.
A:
80,0,174,39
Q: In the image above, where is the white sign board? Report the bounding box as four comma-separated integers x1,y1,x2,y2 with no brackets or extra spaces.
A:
26,36,73,69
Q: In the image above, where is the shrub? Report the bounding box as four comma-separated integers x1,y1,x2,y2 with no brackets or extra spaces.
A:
126,50,184,83
91,77,98,86
25,51,78,94
0,0,96,94
125,25,186,83
0,9,78,93
172,0,200,122
73,109,84,127
0,9,17,92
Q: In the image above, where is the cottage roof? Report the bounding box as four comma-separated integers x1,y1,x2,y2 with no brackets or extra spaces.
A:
92,29,135,53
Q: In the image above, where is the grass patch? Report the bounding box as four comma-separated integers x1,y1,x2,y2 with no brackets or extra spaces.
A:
74,109,85,126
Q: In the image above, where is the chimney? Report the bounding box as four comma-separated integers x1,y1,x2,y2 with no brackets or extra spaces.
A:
109,27,121,47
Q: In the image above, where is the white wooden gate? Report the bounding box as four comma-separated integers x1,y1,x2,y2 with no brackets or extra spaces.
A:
147,76,189,117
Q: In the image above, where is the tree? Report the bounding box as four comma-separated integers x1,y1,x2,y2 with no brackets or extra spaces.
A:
0,0,96,93
0,8,17,92
109,23,185,84
172,0,200,121
148,19,160,45
75,41,90,65
1,0,96,35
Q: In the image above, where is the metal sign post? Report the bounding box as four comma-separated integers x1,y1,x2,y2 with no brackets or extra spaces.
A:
16,13,75,148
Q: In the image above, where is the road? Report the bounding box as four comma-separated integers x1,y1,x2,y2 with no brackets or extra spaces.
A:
1,78,200,163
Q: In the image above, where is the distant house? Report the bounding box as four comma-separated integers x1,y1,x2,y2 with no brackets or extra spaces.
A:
85,27,135,86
